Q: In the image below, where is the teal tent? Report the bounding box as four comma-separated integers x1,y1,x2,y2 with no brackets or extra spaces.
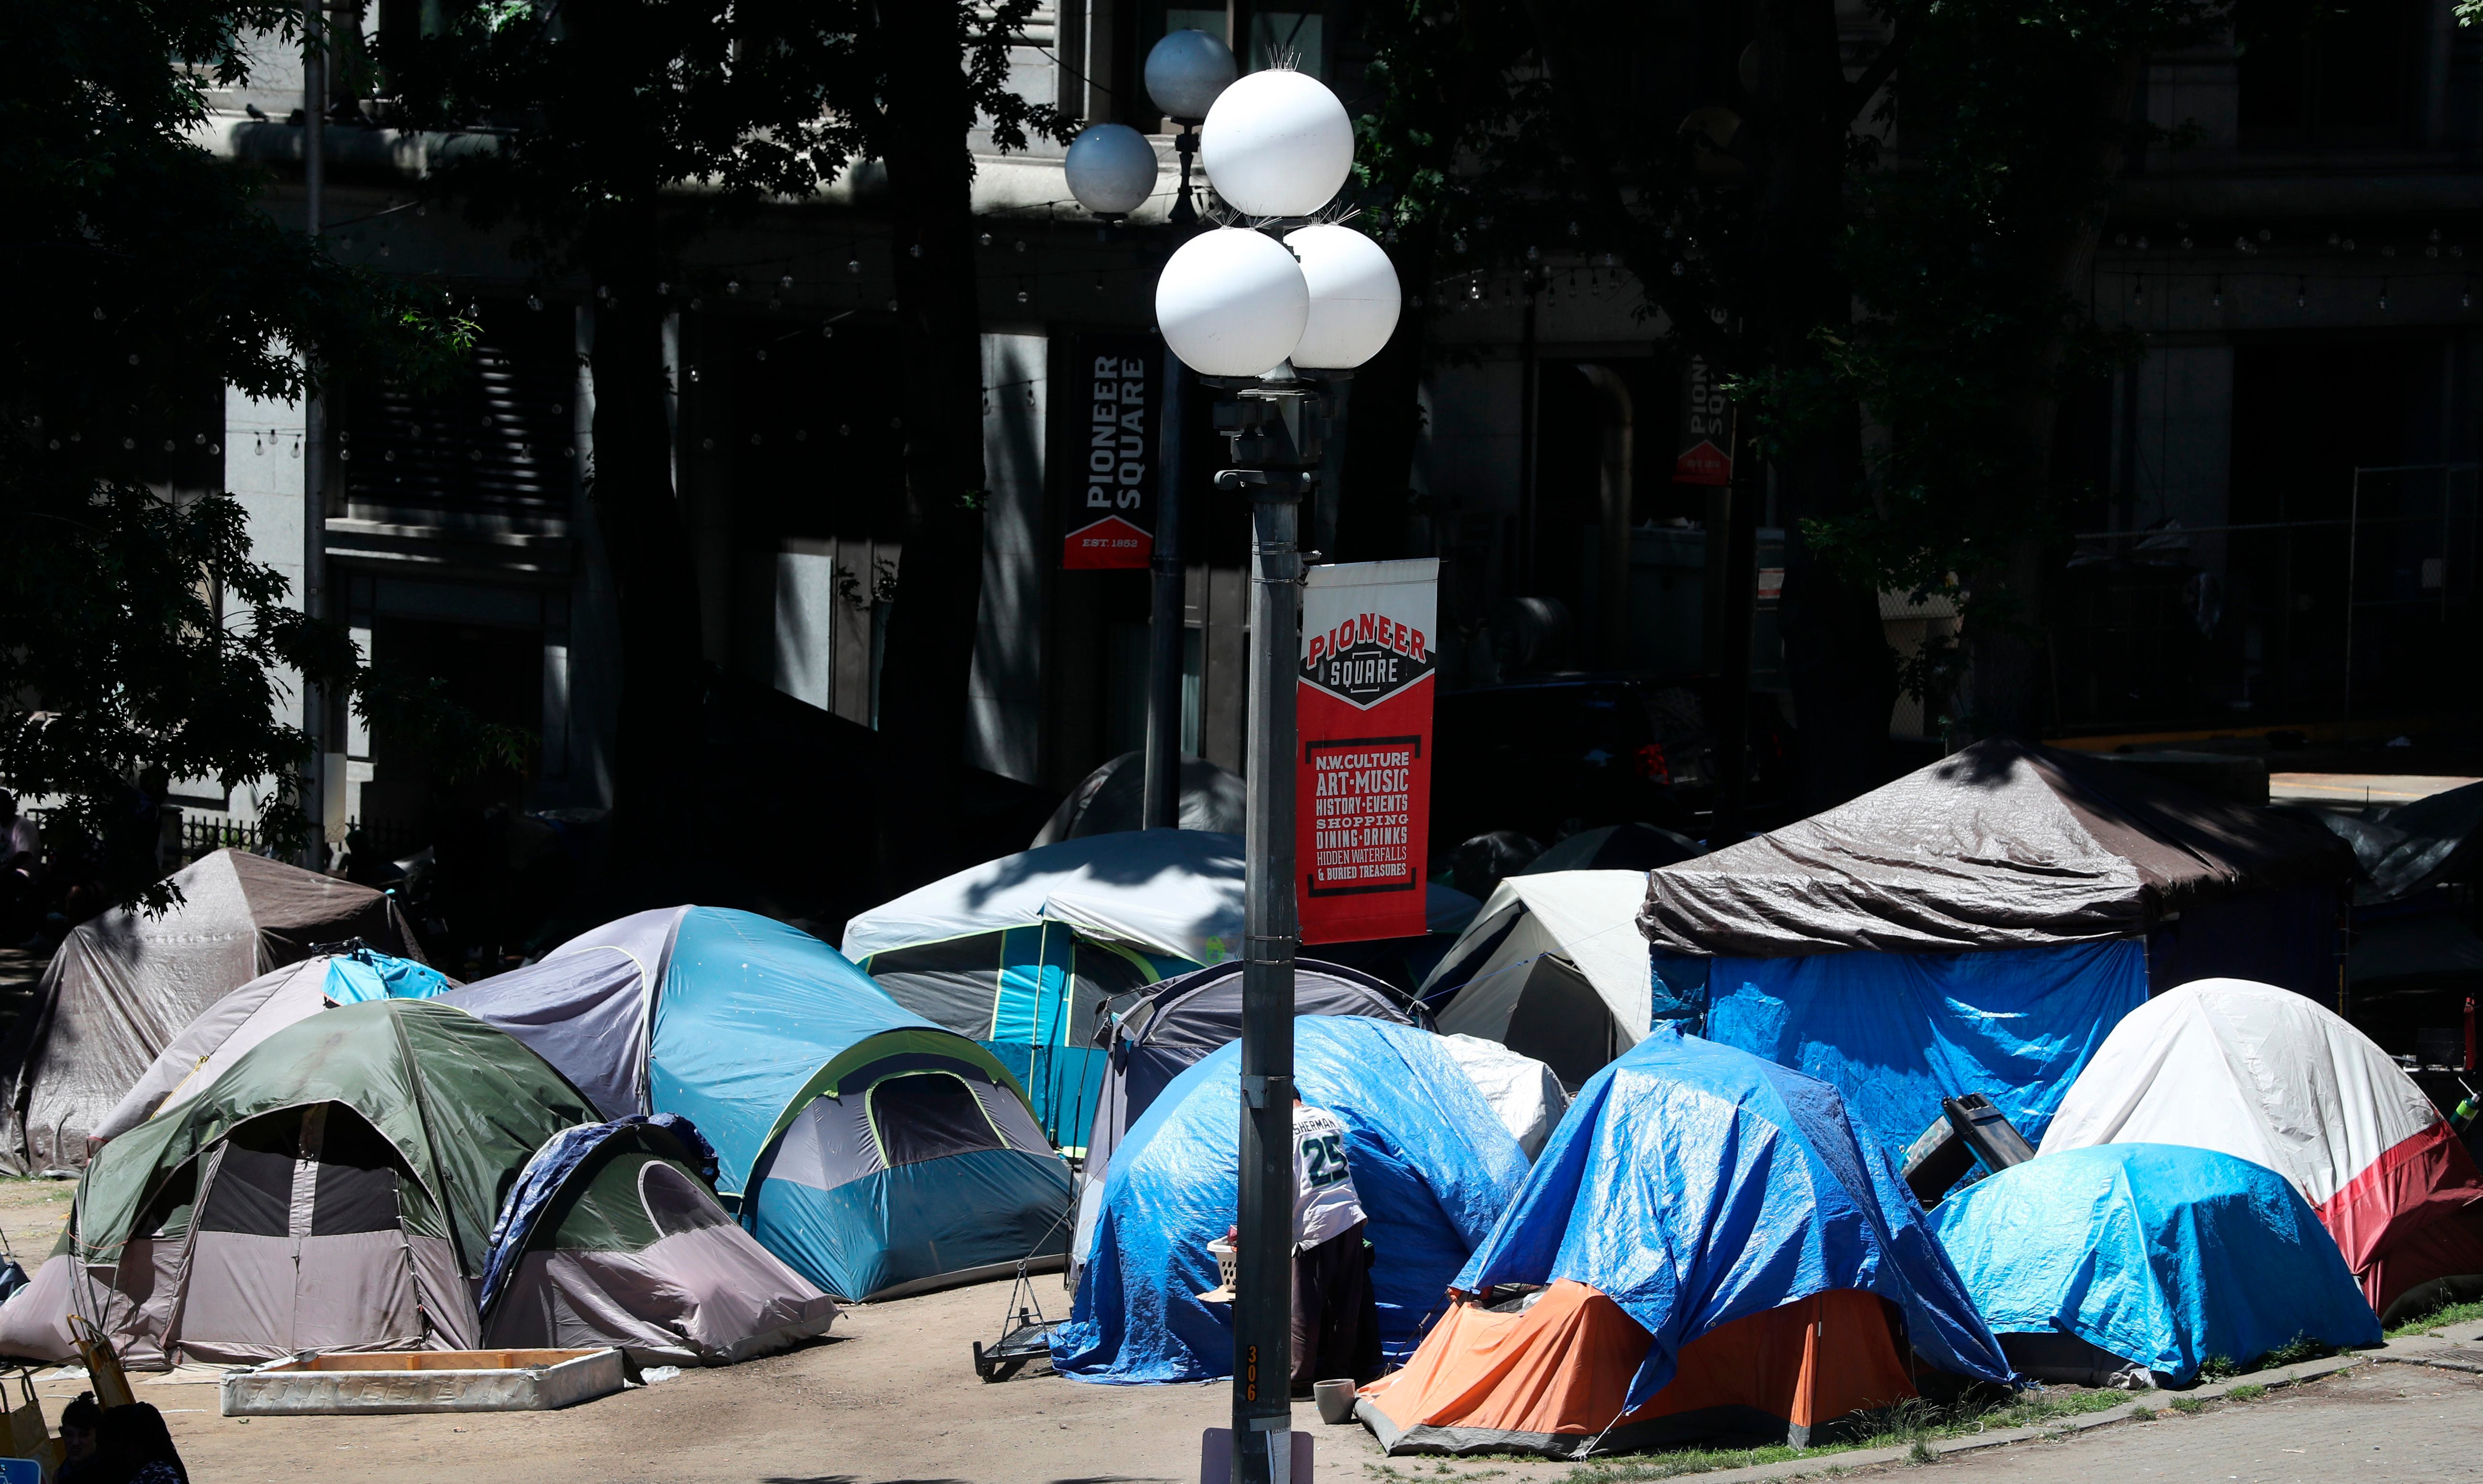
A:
445,907,1073,1300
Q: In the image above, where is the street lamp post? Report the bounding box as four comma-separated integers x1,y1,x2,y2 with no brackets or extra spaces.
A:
1152,65,1399,1484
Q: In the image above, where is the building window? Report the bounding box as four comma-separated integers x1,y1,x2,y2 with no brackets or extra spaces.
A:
1243,5,1323,79
2235,0,2421,150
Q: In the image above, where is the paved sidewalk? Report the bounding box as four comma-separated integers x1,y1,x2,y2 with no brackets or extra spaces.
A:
1837,1360,2483,1484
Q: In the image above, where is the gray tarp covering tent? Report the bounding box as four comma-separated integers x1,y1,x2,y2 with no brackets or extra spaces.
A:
0,850,425,1174
1638,740,2355,1164
1640,739,2353,959
2311,779,2483,905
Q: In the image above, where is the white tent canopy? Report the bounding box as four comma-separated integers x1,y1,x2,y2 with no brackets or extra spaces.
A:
2043,977,2483,1321
1420,870,1653,1090
844,830,1251,966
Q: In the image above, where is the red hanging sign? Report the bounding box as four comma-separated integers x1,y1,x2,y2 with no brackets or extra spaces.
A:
1674,355,1733,486
1296,559,1439,945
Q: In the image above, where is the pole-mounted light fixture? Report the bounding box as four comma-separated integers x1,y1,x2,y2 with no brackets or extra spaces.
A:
1145,29,1238,226
1062,123,1162,223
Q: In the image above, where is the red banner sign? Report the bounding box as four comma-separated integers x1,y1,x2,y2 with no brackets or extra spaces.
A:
1296,559,1439,945
1062,334,1160,570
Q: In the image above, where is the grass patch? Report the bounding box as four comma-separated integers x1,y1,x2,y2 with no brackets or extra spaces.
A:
1562,1386,2138,1482
2126,1405,2155,1420
2196,1332,2334,1385
1568,1444,1818,1482
2168,1396,2206,1415
2387,1298,2483,1339
2225,1383,2267,1403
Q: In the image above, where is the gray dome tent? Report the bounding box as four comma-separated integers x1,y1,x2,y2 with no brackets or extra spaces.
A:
1031,752,1247,845
0,850,427,1175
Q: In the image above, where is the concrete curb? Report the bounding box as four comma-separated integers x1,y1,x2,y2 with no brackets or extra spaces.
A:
1669,1353,2367,1484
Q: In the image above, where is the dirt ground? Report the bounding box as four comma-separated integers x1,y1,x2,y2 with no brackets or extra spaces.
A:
4,1181,2482,1484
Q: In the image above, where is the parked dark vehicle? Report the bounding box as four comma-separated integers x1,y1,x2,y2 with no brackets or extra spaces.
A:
1429,675,1794,855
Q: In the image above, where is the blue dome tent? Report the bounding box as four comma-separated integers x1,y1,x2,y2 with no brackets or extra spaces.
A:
444,907,1072,1300
1050,1015,1528,1383
1640,741,2354,1165
1927,1143,2382,1386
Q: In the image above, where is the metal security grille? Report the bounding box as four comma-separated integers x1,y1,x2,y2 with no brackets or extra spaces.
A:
335,310,573,518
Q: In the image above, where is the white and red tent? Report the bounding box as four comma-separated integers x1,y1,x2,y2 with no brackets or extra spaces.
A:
2042,978,2483,1321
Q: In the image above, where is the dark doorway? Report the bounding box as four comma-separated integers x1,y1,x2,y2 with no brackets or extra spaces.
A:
358,616,543,834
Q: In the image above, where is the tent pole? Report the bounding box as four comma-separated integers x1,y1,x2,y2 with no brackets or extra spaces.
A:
1216,374,1317,1484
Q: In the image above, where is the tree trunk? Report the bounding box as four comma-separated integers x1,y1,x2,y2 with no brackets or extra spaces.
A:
1748,0,1896,809
588,276,706,867
874,0,991,889
1960,56,2147,742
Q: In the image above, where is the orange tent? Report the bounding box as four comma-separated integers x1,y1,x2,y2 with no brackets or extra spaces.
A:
1357,1281,1917,1457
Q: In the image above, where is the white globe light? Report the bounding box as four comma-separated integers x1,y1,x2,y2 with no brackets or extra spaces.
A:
1155,228,1309,377
1198,69,1353,219
1146,29,1238,123
1063,123,1160,218
1284,224,1401,370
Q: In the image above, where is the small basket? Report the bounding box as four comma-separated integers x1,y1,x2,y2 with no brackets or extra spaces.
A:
1208,1239,1238,1290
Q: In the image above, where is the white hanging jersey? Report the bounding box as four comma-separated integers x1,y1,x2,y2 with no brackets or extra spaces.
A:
1293,1105,1366,1253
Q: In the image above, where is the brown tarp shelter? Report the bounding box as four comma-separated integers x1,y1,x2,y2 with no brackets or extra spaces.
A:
1640,738,2353,957
0,850,424,1174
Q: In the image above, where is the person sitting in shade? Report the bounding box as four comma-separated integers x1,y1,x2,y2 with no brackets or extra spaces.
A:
1292,1095,1380,1396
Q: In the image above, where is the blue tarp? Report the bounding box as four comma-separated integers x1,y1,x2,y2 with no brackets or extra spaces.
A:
1453,1024,2014,1409
319,947,454,1004
1705,939,2147,1167
1928,1143,2383,1385
477,1114,717,1318
1049,1016,1529,1383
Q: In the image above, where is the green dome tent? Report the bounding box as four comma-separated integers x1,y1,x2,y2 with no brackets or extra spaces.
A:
0,999,832,1368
